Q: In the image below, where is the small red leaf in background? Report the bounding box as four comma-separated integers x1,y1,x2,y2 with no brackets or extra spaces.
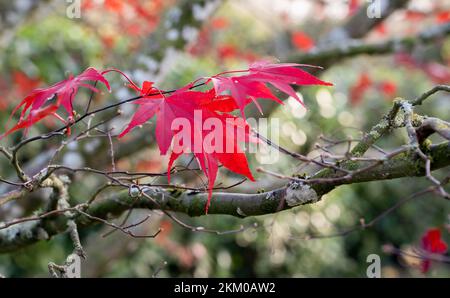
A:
436,11,450,23
375,23,387,36
101,33,118,49
423,62,450,84
394,53,418,68
211,17,229,30
291,31,315,52
1,67,110,139
420,228,448,273
0,76,9,111
104,0,124,12
349,73,372,105
348,0,360,16
12,71,41,96
394,53,450,84
217,44,239,61
187,28,211,56
404,10,426,21
379,80,397,98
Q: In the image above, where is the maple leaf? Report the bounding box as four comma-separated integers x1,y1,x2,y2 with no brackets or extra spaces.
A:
1,67,110,139
119,82,255,213
211,76,282,116
420,228,448,273
211,61,332,116
117,81,164,137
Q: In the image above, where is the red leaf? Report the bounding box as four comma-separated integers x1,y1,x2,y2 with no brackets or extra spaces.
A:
211,76,282,116
379,80,397,98
2,105,60,137
118,81,164,137
217,44,239,61
291,31,315,52
423,62,450,84
211,17,229,29
404,10,426,21
350,73,372,105
12,71,41,96
120,82,256,213
436,11,450,24
420,228,448,273
211,61,332,116
348,0,360,15
1,67,110,139
375,23,387,36
104,0,124,12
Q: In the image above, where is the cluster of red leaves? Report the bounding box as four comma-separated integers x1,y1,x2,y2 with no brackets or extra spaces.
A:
404,9,450,24
420,228,448,273
349,73,397,105
2,61,331,213
82,0,167,49
119,61,332,212
187,17,258,63
188,17,231,57
215,44,259,63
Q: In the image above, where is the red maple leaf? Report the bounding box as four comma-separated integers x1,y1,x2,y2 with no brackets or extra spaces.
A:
420,228,448,273
1,67,110,139
119,82,255,213
211,61,332,116
117,81,164,137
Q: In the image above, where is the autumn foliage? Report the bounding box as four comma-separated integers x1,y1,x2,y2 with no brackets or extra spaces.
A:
2,61,331,212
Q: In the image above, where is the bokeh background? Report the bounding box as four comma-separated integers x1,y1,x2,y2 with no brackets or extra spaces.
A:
0,0,449,277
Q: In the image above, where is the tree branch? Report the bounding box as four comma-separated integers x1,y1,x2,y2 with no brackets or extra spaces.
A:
1,138,448,253
290,22,450,67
